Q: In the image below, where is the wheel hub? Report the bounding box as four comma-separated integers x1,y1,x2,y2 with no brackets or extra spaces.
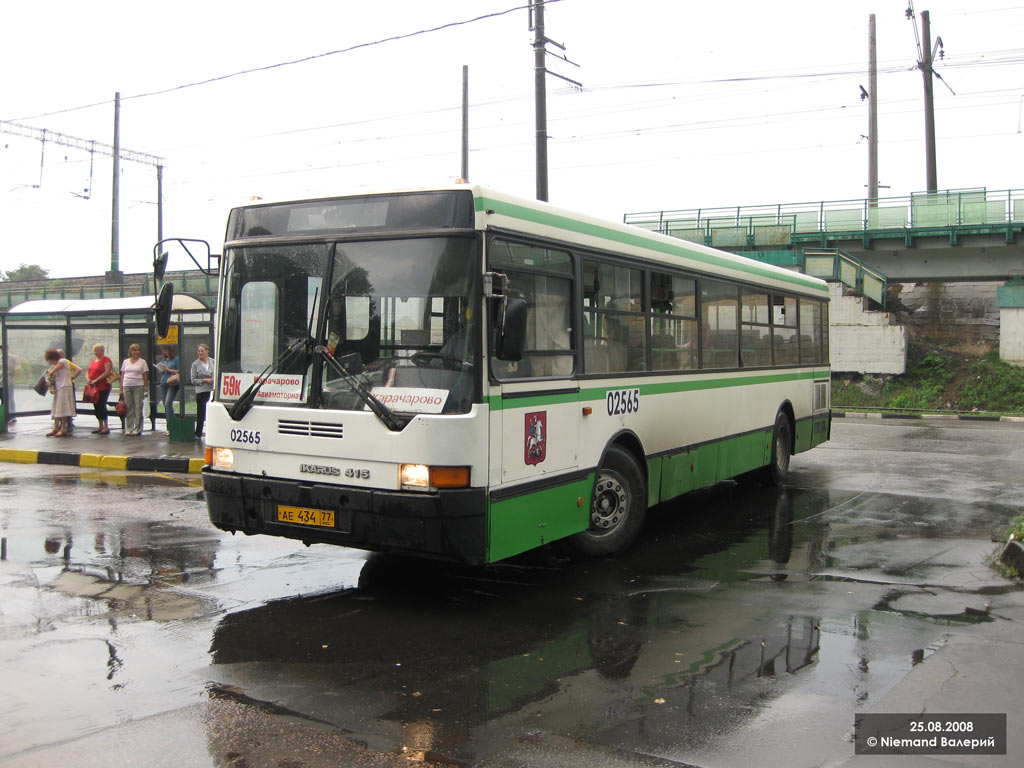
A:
591,473,627,531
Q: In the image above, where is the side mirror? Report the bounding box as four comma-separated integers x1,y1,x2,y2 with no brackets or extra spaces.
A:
155,282,174,339
493,297,527,361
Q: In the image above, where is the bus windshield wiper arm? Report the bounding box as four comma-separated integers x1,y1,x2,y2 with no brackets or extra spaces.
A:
228,335,311,422
315,345,404,432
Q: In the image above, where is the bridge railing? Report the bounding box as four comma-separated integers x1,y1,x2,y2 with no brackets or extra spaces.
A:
0,271,219,311
624,187,1024,242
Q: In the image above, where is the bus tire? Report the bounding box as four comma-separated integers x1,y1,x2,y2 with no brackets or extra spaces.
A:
758,411,792,487
563,445,647,558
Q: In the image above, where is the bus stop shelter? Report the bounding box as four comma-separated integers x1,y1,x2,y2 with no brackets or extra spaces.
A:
1,294,213,432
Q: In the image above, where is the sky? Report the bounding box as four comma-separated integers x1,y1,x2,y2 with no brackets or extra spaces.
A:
1,0,1022,278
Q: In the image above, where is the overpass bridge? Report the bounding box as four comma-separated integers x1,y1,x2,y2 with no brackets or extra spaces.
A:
625,188,1024,369
624,187,1024,283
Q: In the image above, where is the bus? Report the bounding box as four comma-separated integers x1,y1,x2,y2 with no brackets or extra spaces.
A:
201,184,830,564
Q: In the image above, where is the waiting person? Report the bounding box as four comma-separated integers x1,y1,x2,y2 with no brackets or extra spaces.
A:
157,345,180,426
44,349,75,437
3,348,18,423
120,344,149,436
190,343,215,439
85,343,114,434
57,349,82,433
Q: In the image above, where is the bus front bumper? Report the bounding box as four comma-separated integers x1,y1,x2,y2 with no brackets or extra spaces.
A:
202,469,487,565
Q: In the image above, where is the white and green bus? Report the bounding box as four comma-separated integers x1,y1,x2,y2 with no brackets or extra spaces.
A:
201,185,830,564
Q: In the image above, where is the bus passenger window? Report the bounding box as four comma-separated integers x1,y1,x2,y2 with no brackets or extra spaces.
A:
701,280,738,369
772,295,799,366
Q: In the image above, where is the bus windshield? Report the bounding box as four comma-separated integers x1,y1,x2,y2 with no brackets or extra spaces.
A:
218,236,480,416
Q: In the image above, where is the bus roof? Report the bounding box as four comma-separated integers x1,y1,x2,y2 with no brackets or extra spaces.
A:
228,183,829,298
466,185,829,298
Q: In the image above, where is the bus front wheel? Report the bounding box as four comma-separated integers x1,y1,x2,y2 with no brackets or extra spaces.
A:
563,445,647,558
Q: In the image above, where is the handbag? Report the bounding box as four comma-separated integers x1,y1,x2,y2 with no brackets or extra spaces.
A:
115,397,127,416
167,373,180,386
33,374,49,396
82,384,99,404
106,370,120,384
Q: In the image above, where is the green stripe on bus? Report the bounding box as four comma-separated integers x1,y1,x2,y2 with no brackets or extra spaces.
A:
476,195,829,294
486,369,828,410
487,473,593,563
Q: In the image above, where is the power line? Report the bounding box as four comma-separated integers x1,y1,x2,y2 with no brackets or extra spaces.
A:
0,120,163,166
9,1,564,123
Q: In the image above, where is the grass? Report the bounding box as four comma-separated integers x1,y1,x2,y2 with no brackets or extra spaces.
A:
832,340,1024,415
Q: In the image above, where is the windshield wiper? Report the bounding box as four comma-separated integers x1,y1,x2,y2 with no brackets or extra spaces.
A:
315,345,404,432
228,335,311,422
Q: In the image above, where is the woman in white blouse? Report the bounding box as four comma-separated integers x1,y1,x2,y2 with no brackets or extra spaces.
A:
190,344,215,439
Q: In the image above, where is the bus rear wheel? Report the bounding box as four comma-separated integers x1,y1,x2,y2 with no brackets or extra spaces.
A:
562,445,646,558
757,411,792,487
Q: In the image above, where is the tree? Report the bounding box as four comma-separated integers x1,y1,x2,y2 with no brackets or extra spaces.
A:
0,263,50,282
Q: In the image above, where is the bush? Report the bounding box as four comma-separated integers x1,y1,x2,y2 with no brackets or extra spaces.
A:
833,341,1024,414
958,351,1024,412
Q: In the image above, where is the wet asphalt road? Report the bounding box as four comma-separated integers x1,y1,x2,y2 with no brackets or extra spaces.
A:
0,418,1022,768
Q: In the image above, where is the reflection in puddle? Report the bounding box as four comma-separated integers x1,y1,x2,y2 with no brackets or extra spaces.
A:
204,484,1020,764
204,488,833,762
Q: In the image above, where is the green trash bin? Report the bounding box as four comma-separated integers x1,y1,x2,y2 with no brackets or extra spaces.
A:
168,414,196,442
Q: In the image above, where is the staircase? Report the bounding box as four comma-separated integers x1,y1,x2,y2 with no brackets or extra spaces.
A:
802,248,887,309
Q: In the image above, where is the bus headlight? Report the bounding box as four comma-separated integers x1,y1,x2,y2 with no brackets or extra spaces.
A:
212,447,235,471
400,464,469,490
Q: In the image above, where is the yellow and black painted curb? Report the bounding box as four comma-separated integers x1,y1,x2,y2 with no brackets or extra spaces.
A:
0,448,205,474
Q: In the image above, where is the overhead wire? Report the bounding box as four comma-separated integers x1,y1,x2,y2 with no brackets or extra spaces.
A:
9,0,565,123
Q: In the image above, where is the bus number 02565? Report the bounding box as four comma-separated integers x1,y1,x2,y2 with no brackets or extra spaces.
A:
230,428,262,445
606,388,640,416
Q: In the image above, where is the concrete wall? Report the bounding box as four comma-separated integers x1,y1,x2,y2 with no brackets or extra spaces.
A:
829,284,908,374
896,281,1001,343
1000,309,1024,367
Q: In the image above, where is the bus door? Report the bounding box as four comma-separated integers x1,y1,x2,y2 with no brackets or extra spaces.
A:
487,249,580,488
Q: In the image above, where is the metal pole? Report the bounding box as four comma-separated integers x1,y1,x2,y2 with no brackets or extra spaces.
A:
108,92,122,283
461,66,469,182
533,0,549,202
868,14,879,203
157,164,164,246
921,11,937,192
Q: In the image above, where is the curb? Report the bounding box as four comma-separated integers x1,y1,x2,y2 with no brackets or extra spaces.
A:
833,411,1021,422
0,447,205,474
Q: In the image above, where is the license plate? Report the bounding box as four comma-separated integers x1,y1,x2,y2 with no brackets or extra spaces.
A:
277,505,335,528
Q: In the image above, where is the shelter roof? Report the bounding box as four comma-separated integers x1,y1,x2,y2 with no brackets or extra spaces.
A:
5,294,207,315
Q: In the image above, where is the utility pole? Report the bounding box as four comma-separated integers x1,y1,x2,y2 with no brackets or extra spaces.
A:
920,10,937,192
528,1,581,203
867,14,879,202
532,0,548,202
109,92,122,284
907,3,947,193
461,65,469,182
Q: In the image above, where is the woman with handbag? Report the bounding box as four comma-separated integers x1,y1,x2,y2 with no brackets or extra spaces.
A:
120,344,149,436
85,343,114,434
44,349,75,437
190,344,215,439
